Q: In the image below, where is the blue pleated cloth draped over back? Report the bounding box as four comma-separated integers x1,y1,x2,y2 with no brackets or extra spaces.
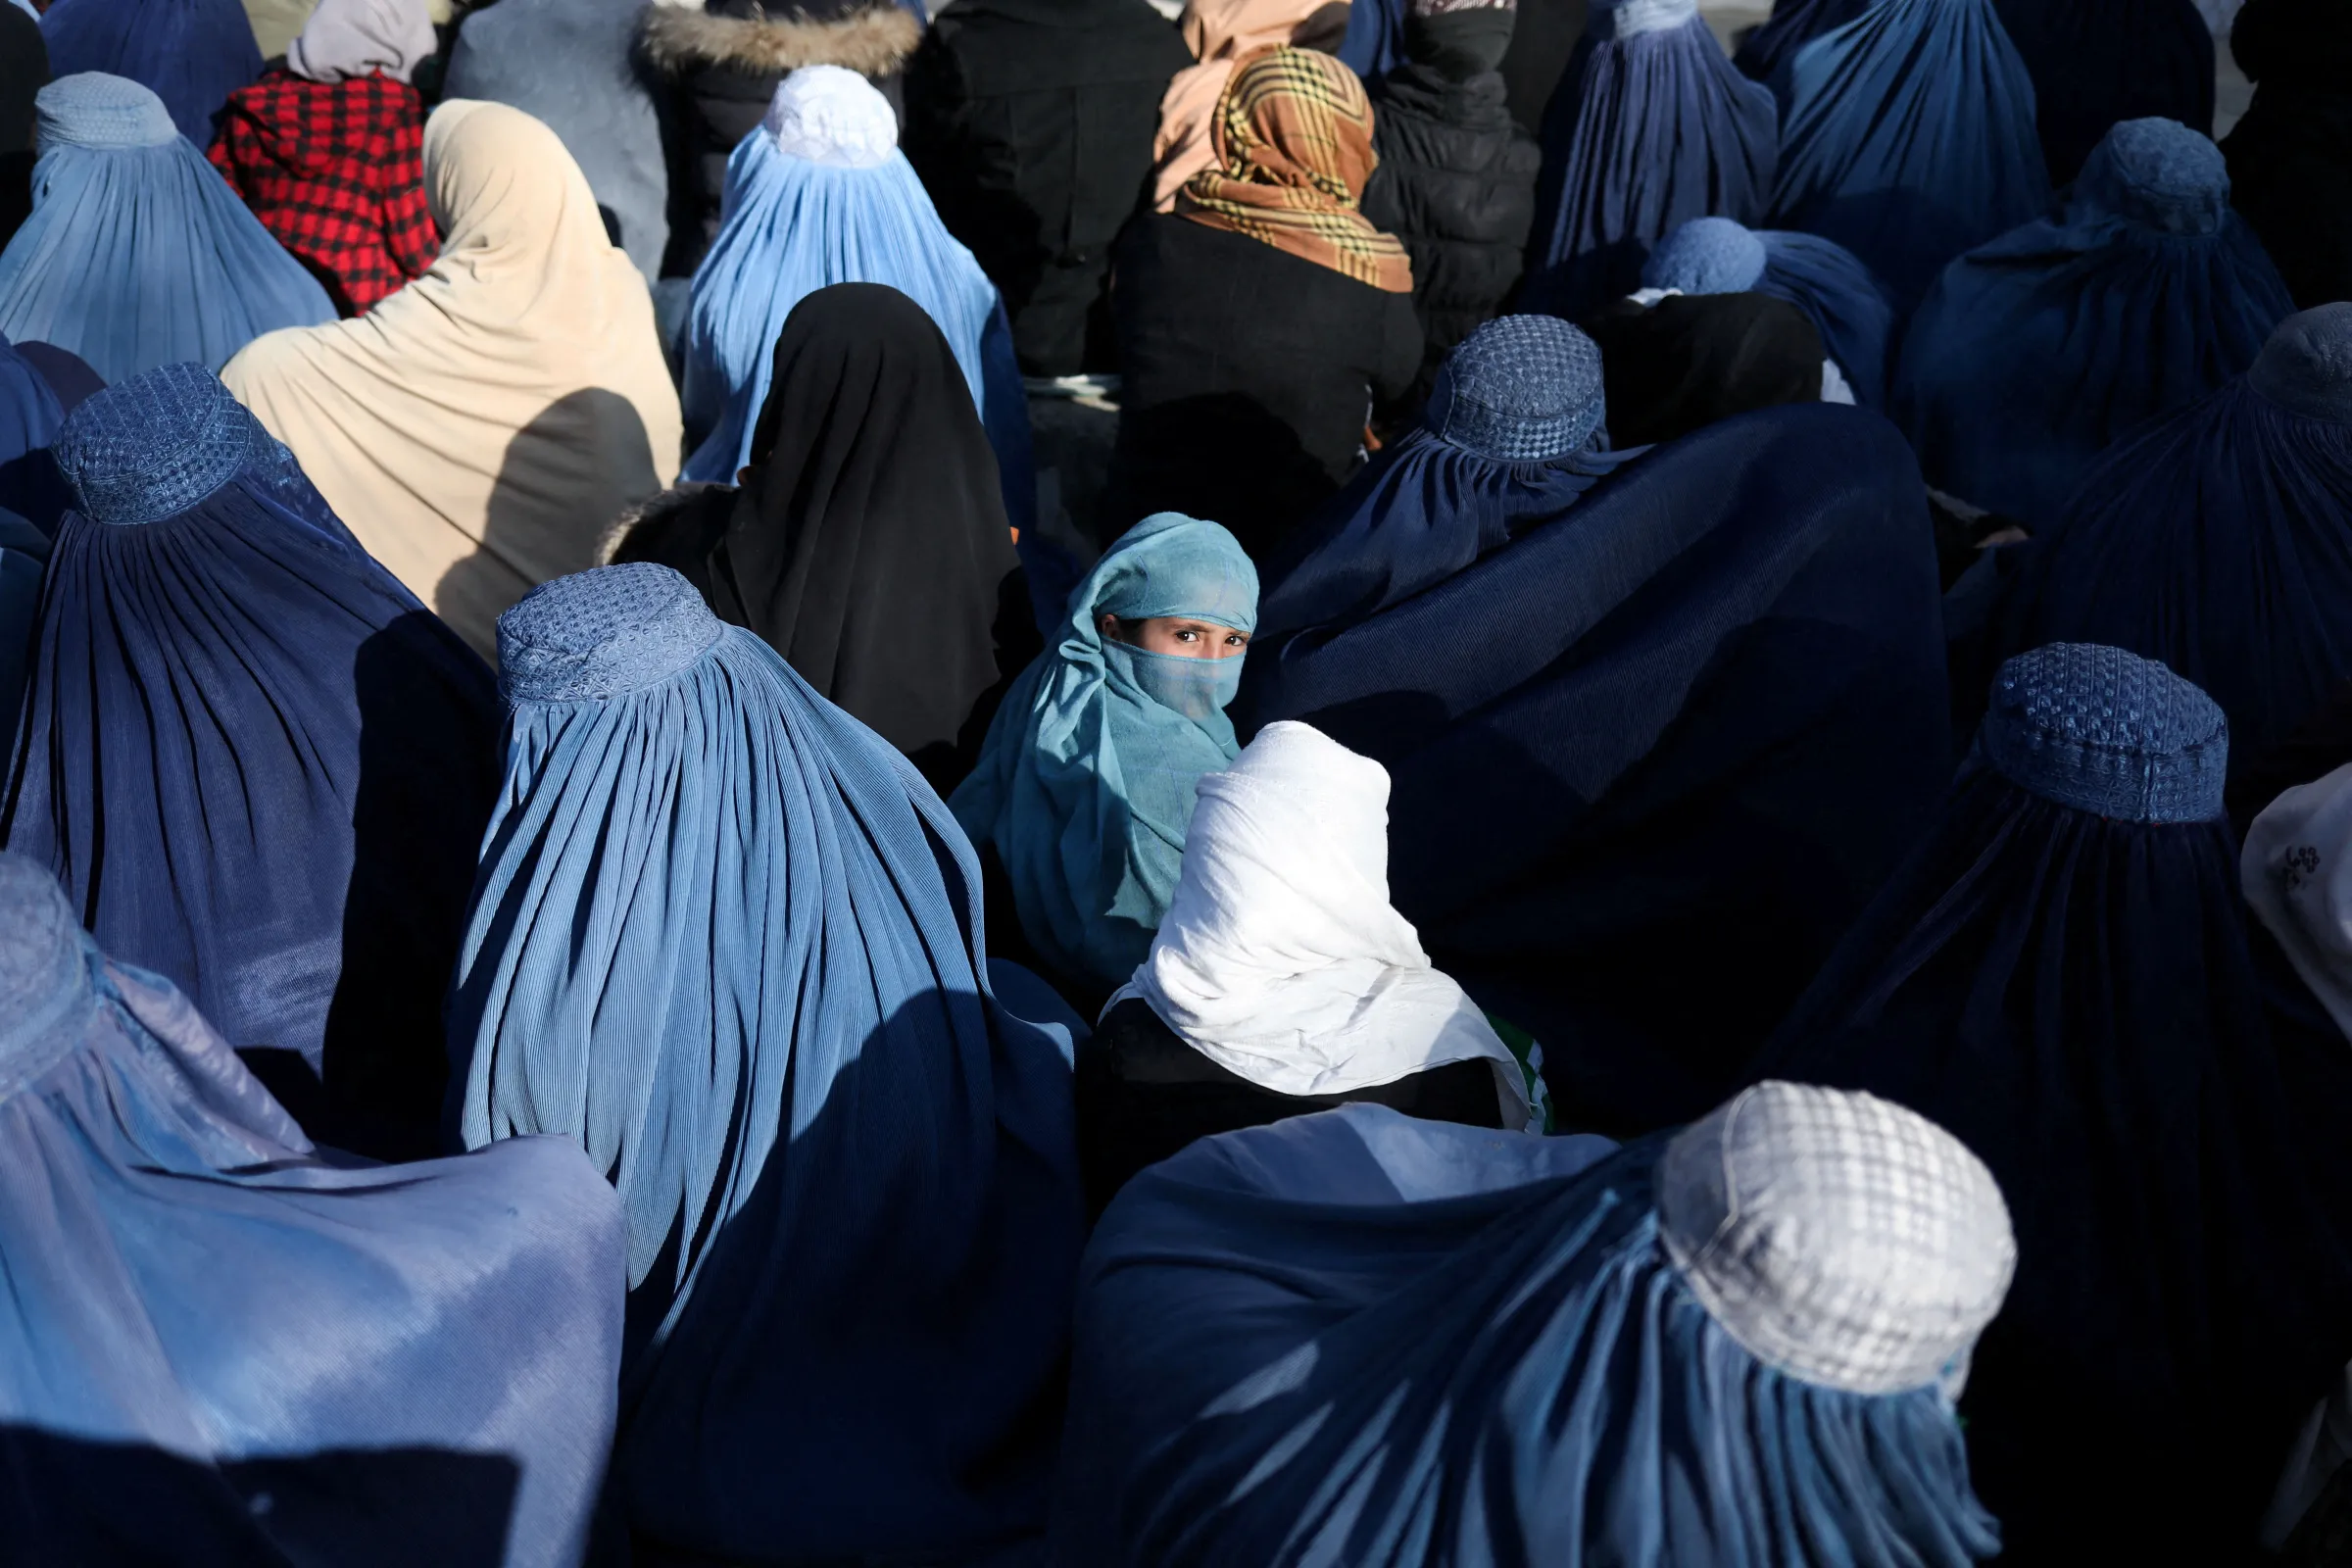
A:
1767,0,2048,310
0,74,333,386
1239,325,1949,1134
677,67,1032,533
1525,0,1779,318
2000,305,2352,778
952,513,1260,996
1990,0,2215,184
1756,645,2352,1564
37,0,260,145
0,364,503,1162
1731,0,1871,82
1053,1083,2014,1565
1642,215,1896,403
449,562,1085,1566
1895,118,2293,528
0,851,626,1568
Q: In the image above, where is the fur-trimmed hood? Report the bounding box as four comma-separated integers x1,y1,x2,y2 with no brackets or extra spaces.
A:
639,1,924,76
598,481,733,565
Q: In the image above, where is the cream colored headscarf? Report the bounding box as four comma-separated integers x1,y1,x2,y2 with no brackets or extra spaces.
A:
222,100,683,656
1151,0,1347,211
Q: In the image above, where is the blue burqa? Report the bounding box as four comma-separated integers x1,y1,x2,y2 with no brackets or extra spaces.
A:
1991,0,2215,184
677,88,1033,534
1053,1094,2009,1566
1642,214,1896,402
38,0,259,145
450,562,1085,1566
0,365,503,1163
1525,0,1779,319
1240,399,1949,1136
0,851,625,1568
1895,118,2293,528
1767,0,2048,309
1756,644,2352,1565
952,513,1260,997
1731,0,1871,81
1997,305,2352,779
0,74,333,386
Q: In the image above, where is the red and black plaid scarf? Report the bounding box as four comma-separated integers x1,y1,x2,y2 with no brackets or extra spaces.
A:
208,70,439,318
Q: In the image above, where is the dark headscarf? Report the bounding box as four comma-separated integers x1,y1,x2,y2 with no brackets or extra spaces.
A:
2223,0,2352,310
1756,644,2352,1565
0,7,45,251
0,365,503,1161
1581,290,1825,448
618,282,1033,796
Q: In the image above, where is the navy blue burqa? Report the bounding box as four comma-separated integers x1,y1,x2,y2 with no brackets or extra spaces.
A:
451,563,1084,1566
0,851,627,1568
1756,645,2352,1566
38,0,260,146
1991,0,2214,184
1731,0,1869,82
1525,0,1779,319
1895,117,2293,528
1241,323,1949,1136
1998,306,2352,783
0,366,503,1162
1767,0,2048,309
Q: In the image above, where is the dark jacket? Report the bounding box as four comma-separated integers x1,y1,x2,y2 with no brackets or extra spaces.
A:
639,0,925,276
1361,8,1540,416
1106,212,1423,559
903,0,1190,376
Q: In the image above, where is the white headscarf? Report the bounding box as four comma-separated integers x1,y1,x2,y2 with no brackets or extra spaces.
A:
287,0,437,84
2242,760,2352,1047
1120,720,1534,1125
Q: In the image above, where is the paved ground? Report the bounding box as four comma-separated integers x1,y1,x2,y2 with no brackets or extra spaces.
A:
1698,2,2252,135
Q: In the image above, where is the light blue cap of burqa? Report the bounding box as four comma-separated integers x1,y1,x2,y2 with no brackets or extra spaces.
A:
1642,217,1771,295
1981,643,2227,824
951,513,1258,990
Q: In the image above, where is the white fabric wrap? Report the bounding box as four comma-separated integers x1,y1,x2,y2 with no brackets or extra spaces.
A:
2243,760,2352,1048
763,65,898,169
1124,720,1533,1125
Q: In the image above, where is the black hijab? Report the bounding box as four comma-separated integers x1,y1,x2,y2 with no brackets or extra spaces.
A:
0,7,47,251
1582,291,1825,448
2224,0,2352,309
619,282,1035,793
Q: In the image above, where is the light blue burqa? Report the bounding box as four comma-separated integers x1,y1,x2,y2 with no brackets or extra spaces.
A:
0,74,332,385
952,512,1260,992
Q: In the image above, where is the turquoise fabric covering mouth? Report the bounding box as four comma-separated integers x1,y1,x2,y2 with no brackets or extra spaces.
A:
952,512,1260,992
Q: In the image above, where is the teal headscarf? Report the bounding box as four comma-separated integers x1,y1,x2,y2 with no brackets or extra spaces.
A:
952,513,1258,992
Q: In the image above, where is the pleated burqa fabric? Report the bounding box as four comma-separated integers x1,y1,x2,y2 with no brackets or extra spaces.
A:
0,851,626,1568
1054,1085,2013,1566
677,66,1031,534
1990,0,2214,184
222,99,684,658
1242,393,1949,1137
1730,0,1868,81
1,366,503,1162
615,283,1033,798
1767,0,2047,309
1526,0,1779,318
1757,645,2352,1565
450,563,1084,1566
1895,118,2292,528
1642,214,1895,403
1999,306,2352,782
38,0,261,145
0,74,333,386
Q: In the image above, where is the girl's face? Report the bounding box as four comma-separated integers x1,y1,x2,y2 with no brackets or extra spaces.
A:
1100,614,1251,660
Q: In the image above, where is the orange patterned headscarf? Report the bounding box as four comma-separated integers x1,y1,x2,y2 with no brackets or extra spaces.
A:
1174,47,1414,294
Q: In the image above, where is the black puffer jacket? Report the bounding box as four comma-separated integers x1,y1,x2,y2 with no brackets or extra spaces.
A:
904,0,1189,376
1361,7,1540,416
639,0,925,275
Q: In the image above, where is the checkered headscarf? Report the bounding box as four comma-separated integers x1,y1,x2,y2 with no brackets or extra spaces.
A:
1175,47,1414,294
